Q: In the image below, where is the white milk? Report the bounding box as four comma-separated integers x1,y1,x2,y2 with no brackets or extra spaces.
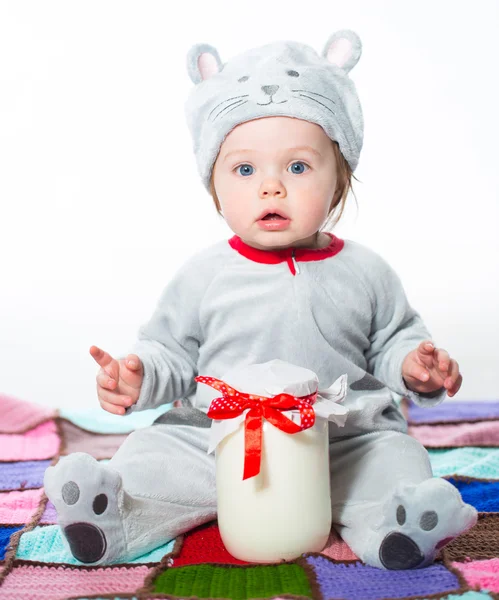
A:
216,414,332,562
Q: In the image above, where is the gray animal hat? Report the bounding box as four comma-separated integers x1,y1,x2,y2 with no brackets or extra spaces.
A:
184,30,364,193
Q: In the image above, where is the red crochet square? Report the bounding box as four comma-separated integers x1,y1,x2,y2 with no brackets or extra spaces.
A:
172,521,250,566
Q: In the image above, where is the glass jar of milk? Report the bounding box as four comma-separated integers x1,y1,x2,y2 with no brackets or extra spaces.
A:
196,359,349,563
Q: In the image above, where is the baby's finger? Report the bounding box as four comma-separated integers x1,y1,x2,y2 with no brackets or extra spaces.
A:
435,348,451,373
404,359,430,383
90,346,119,379
97,387,134,408
125,354,142,372
448,373,463,397
416,341,437,369
419,341,435,355
99,398,126,416
444,359,460,388
96,370,117,391
119,355,144,389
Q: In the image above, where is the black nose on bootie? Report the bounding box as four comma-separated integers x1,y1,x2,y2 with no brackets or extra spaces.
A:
379,532,425,569
64,522,107,563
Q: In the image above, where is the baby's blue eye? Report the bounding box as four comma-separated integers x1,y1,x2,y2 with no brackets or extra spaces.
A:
289,162,309,174
235,162,309,177
237,164,254,176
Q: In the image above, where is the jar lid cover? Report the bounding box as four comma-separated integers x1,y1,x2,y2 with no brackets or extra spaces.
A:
206,359,349,454
223,358,320,397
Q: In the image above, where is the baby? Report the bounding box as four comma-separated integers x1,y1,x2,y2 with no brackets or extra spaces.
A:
44,29,477,570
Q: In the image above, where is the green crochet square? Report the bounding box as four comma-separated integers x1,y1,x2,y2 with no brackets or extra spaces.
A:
153,562,314,599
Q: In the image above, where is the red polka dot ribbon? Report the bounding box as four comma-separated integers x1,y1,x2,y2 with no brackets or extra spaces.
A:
195,375,318,480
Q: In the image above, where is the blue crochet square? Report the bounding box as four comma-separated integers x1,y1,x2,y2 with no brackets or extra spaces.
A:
0,525,24,560
447,477,499,512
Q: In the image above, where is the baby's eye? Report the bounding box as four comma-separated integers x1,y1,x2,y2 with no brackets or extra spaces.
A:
235,164,254,176
288,161,309,174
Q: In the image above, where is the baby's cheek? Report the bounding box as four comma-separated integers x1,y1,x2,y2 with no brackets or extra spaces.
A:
299,202,330,227
220,202,252,234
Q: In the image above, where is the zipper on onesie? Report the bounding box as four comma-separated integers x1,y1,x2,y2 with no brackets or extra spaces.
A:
291,249,300,275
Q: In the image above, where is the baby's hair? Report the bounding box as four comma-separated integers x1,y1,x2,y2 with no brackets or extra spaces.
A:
209,140,359,232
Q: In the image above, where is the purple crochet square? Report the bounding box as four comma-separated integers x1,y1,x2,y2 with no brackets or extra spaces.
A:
39,499,57,524
0,460,51,491
407,400,499,425
306,555,460,599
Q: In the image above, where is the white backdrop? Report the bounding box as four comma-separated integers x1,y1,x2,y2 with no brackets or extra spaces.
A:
1,0,498,410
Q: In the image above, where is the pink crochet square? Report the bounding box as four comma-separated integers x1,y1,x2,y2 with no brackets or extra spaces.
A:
451,558,499,592
408,421,499,447
0,421,60,461
320,527,359,561
0,564,154,599
0,393,57,434
0,488,44,525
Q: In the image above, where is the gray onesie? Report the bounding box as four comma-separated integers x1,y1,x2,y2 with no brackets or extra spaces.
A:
44,232,477,570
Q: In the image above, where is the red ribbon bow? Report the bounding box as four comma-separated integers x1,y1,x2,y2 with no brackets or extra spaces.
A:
195,375,318,480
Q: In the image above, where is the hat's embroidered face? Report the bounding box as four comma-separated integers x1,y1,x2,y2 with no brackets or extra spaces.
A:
212,115,338,251
207,65,339,124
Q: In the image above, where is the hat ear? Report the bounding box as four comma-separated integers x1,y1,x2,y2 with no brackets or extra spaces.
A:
186,43,224,84
321,29,362,75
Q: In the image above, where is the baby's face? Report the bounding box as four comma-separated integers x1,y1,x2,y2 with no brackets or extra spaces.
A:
212,116,338,250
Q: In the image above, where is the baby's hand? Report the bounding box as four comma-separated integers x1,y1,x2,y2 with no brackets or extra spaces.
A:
89,345,144,415
401,341,462,397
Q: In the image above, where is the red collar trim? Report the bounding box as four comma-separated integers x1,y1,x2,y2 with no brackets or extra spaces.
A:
228,232,344,264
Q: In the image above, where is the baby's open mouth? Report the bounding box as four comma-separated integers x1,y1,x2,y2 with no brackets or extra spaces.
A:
261,213,287,220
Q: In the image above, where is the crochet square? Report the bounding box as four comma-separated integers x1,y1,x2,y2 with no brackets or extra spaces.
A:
442,514,499,561
0,525,23,560
15,525,175,565
153,562,313,598
407,400,499,425
59,419,128,460
0,563,153,599
0,421,60,462
0,489,44,525
39,498,57,525
428,448,499,480
0,393,56,434
305,554,461,600
447,478,499,512
172,521,249,566
318,527,359,562
408,421,499,448
0,460,51,492
450,558,499,594
58,403,172,434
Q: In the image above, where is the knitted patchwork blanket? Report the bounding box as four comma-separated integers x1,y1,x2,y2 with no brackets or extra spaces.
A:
0,393,498,600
